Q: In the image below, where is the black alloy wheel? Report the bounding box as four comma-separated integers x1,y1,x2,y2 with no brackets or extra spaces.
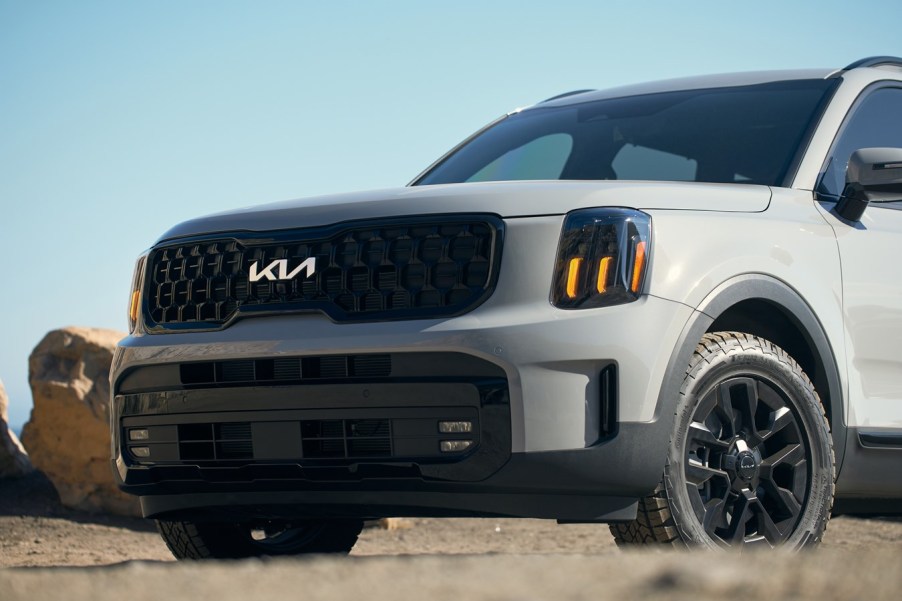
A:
610,332,834,549
684,375,809,546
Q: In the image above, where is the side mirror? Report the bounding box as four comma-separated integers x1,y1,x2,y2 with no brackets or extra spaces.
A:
836,147,902,221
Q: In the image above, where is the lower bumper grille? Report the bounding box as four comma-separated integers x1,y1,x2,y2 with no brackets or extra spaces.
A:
123,410,477,464
177,423,254,461
113,372,511,485
301,419,392,458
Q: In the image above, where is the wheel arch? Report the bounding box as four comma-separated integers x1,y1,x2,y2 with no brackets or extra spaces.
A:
654,274,847,470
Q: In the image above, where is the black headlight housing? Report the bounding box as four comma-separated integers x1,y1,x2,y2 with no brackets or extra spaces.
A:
551,208,651,309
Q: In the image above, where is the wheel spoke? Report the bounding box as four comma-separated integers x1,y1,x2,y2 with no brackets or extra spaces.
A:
686,458,729,486
687,421,730,449
754,500,784,546
761,443,805,470
702,496,729,535
744,536,772,548
724,490,755,544
761,479,803,520
759,406,795,442
716,382,742,437
729,378,760,435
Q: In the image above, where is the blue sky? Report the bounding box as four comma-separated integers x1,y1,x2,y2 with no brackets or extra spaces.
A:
1,0,901,430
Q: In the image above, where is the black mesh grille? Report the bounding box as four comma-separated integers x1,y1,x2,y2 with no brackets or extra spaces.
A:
177,422,254,461
168,419,396,460
179,354,392,387
143,215,502,329
300,419,394,459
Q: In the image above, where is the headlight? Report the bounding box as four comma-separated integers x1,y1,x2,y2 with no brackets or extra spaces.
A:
551,208,651,309
127,254,148,333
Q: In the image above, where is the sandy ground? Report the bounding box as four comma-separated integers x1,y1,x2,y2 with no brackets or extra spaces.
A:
1,472,900,600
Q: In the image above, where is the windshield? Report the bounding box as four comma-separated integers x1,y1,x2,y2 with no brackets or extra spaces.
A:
414,79,836,187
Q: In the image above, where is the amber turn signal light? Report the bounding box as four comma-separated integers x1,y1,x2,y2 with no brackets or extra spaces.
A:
566,258,584,299
127,255,147,333
597,256,613,294
129,290,140,323
552,208,651,309
630,241,646,293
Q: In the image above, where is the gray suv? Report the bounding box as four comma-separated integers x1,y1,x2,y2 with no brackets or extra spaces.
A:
112,57,902,557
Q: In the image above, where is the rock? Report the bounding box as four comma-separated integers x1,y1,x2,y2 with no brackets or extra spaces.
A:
367,518,414,530
0,379,33,478
21,327,138,515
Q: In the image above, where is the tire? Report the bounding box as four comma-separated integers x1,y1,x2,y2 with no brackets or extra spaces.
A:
610,332,834,549
156,518,365,560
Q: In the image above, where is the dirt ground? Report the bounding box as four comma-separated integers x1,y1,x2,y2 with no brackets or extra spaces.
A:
1,472,900,600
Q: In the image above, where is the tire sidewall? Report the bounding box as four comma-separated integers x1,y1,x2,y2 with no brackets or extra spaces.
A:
664,336,834,549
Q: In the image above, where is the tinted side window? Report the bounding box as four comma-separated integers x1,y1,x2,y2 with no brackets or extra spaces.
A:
818,87,902,198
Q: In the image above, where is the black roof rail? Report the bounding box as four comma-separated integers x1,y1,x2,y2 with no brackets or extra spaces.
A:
844,56,902,70
541,89,595,103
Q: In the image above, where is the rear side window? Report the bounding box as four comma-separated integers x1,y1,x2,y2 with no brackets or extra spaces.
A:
817,87,902,199
416,79,836,188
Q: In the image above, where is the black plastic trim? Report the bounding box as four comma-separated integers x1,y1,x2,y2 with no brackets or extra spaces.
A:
833,498,902,516
113,377,511,485
858,430,902,449
127,419,672,522
781,78,842,188
117,352,507,395
834,428,902,500
140,489,639,522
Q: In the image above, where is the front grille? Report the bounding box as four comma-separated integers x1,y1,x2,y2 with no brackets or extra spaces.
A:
143,215,503,329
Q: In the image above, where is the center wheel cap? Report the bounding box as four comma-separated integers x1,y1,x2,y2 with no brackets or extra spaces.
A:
736,451,758,481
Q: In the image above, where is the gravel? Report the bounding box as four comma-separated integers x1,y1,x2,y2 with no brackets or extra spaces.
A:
1,472,900,600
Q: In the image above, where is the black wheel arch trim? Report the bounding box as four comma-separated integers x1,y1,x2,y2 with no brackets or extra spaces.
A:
654,273,847,473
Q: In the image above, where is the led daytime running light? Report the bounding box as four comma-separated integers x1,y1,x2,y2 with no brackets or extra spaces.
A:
551,208,651,309
566,258,584,299
630,241,647,293
127,255,147,332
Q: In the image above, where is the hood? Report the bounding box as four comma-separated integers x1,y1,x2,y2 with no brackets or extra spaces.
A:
157,180,772,242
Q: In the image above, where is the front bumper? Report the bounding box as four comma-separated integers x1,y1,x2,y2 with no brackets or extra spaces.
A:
111,216,693,521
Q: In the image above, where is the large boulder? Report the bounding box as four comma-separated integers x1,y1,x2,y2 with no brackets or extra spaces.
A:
21,327,138,515
0,379,33,478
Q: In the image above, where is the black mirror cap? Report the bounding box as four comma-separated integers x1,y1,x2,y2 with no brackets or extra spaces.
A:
837,147,902,221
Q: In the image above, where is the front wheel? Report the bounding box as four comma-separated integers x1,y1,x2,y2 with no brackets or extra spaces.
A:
156,518,365,559
611,332,834,549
